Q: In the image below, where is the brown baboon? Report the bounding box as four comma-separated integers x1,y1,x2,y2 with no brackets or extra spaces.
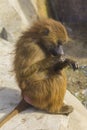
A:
0,18,78,127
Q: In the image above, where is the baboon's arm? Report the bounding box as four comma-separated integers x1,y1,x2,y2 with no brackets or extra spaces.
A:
22,57,78,77
54,58,78,71
22,56,60,76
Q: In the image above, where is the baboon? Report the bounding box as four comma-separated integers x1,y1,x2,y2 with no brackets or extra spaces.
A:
0,18,78,127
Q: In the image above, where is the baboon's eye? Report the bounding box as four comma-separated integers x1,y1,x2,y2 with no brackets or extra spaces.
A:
42,28,49,35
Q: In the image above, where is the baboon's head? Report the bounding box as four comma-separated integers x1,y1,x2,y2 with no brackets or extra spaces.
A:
30,19,70,57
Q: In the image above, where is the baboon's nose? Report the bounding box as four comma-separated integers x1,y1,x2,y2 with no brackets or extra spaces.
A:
50,45,64,56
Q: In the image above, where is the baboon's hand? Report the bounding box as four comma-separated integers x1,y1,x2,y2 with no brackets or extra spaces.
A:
64,58,78,71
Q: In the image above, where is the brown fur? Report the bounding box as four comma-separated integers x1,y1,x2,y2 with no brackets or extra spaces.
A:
0,18,77,127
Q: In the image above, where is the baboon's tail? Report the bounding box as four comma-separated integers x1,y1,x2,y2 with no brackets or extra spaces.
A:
0,99,29,128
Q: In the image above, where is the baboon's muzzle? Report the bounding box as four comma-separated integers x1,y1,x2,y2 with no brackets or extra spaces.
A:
50,44,64,56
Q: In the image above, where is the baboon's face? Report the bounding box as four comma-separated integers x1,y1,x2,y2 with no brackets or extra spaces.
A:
37,19,70,56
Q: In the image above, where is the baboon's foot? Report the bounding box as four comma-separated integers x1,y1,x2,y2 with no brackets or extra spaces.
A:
46,104,73,115
58,104,73,115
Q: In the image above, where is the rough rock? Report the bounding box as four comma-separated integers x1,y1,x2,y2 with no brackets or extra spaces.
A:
0,0,22,42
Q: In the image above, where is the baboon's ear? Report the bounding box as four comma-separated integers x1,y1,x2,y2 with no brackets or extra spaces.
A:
41,28,49,36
